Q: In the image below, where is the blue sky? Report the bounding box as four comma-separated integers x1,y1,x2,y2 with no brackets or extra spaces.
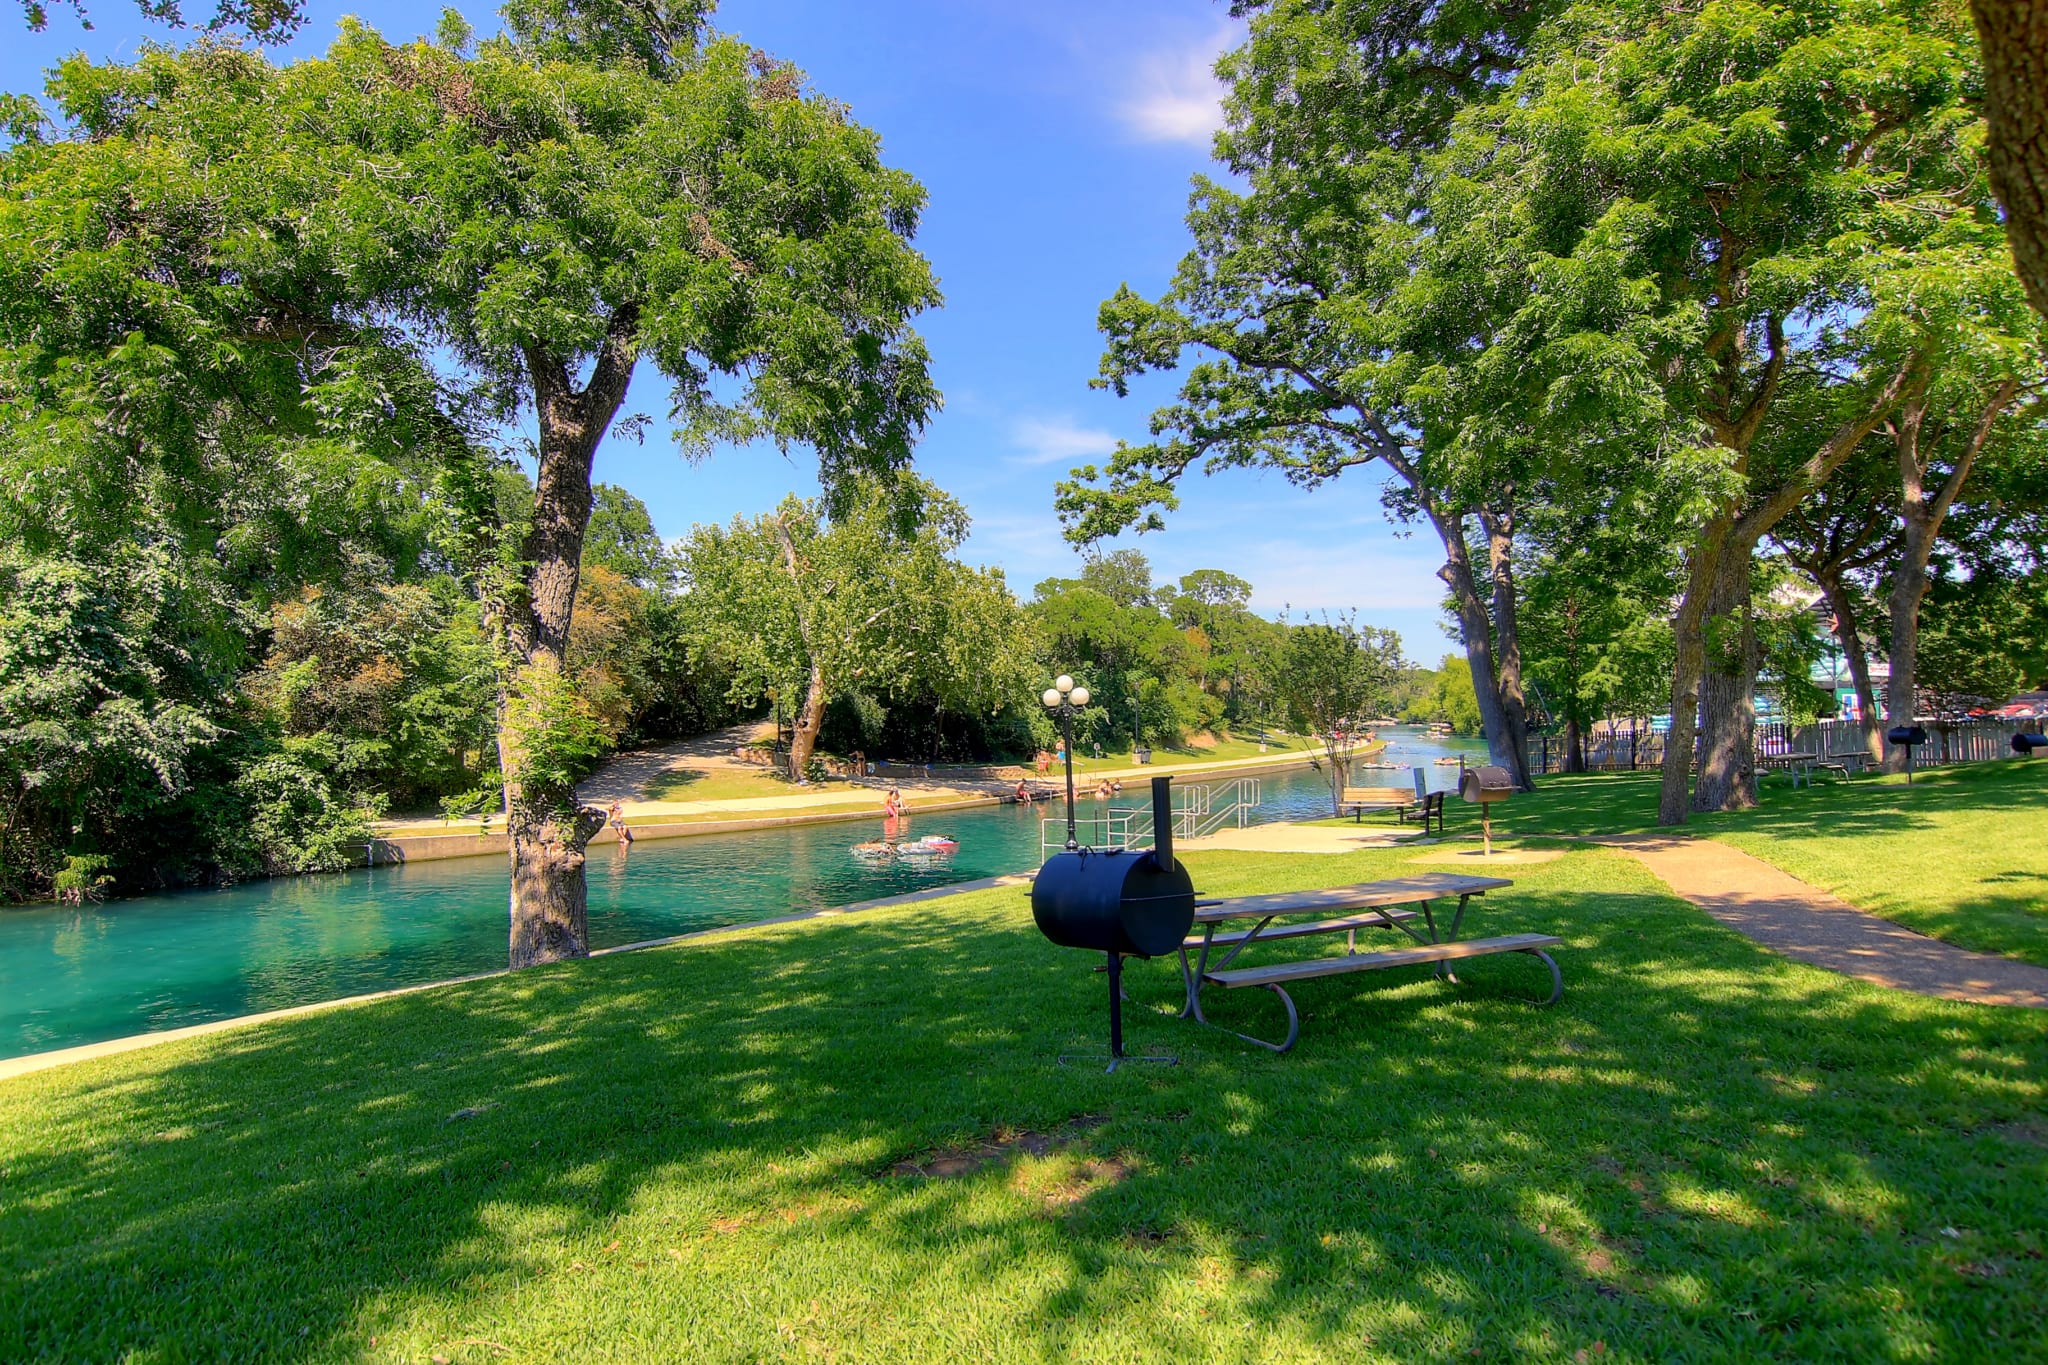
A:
3,0,1457,657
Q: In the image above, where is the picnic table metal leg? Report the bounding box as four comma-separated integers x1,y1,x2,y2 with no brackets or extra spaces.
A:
1177,934,1212,1021
1179,917,1276,1023
1435,893,1475,981
1526,949,1564,1006
1193,984,1299,1053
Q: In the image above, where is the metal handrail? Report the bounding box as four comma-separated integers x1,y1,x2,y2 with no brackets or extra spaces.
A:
1039,776,1264,862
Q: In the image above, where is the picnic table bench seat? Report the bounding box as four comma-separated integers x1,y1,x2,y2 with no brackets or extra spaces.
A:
1177,873,1560,1053
1205,933,1563,989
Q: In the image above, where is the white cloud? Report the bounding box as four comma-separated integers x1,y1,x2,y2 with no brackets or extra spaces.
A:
1119,34,1228,145
1009,416,1120,466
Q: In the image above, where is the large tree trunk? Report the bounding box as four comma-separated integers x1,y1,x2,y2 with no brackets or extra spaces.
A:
1482,507,1537,791
1427,504,1534,791
1880,381,2014,769
1817,572,1883,763
1974,0,2048,321
1659,357,1922,825
787,661,828,780
1657,517,1723,825
502,312,640,970
1565,716,1584,773
1692,557,1762,813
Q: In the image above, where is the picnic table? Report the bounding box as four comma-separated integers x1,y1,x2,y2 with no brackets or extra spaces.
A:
1758,751,1820,788
1175,873,1562,1053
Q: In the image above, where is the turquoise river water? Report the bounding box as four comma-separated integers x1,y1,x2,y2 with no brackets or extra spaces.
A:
0,728,1489,1059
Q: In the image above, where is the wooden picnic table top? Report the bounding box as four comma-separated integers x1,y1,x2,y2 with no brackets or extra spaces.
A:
1759,751,1819,764
1193,873,1512,925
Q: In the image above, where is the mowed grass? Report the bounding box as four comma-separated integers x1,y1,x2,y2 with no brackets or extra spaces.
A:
640,766,825,804
1458,763,2048,967
3,845,2043,1362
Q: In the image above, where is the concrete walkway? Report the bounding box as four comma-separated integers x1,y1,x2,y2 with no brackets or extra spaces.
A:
1594,834,2048,1008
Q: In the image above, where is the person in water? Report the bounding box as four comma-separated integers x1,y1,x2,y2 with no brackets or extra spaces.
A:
882,788,904,824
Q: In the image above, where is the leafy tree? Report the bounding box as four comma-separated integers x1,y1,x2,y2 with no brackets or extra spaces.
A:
1277,618,1402,813
1446,0,2040,822
18,0,301,42
250,580,498,807
1915,569,2048,717
1405,655,1485,735
174,9,940,964
1519,523,1679,772
1078,549,1157,609
0,549,222,893
581,484,670,588
683,479,1025,778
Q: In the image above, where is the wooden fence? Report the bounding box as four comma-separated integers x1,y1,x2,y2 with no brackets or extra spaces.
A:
1528,717,2032,775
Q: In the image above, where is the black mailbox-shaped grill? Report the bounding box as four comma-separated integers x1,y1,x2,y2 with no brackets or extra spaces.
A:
1032,775,1195,1067
1888,725,1930,782
2014,733,2048,756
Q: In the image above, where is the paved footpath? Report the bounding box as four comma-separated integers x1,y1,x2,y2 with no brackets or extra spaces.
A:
1593,834,2048,1008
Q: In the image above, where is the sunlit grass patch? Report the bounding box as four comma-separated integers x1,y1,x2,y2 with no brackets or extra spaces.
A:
0,844,2041,1360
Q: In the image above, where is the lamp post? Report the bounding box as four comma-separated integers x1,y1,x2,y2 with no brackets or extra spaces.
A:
1042,674,1091,850
1133,697,1142,761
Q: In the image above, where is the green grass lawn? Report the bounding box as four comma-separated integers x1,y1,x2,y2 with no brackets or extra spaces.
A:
640,765,824,804
1443,763,2048,969
3,843,2042,1361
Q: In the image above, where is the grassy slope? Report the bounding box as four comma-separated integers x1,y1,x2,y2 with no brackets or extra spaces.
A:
1449,764,2048,968
3,845,2043,1362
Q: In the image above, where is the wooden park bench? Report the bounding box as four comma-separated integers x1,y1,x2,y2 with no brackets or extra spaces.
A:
1339,784,1445,834
1177,874,1563,1053
1339,784,1414,820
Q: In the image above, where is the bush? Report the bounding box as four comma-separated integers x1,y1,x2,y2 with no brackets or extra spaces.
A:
218,750,384,876
51,853,115,905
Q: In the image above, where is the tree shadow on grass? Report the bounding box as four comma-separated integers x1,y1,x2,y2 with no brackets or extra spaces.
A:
1,849,2044,1361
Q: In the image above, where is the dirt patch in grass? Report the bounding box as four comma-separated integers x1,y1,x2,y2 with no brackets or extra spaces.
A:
878,1114,1110,1180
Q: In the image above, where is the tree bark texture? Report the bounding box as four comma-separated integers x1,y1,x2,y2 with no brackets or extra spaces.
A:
788,661,828,780
1657,517,1731,825
1692,558,1762,813
1817,573,1884,763
771,510,831,783
1881,381,2015,767
1658,358,1921,824
503,310,641,970
1974,0,2048,321
1481,508,1537,791
1426,504,1536,792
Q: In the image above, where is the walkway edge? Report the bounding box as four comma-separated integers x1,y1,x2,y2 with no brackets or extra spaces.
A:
0,872,1036,1086
1585,833,2048,1008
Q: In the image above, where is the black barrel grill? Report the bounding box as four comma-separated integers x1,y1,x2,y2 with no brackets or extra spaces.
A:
1888,725,1930,782
2014,733,2048,756
1032,774,1196,1066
